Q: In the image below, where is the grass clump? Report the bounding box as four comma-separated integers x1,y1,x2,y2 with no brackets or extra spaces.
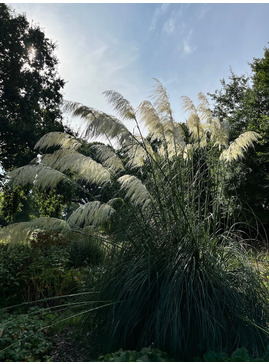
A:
82,84,269,360
97,233,269,359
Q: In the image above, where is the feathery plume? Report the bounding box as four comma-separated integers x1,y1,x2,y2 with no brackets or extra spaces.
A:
117,174,151,210
90,144,125,174
197,92,213,123
103,90,136,120
181,95,197,115
35,132,81,152
124,138,155,169
0,218,70,246
152,78,173,117
9,164,71,191
41,149,111,186
220,131,261,162
68,200,115,228
64,101,132,145
210,118,229,150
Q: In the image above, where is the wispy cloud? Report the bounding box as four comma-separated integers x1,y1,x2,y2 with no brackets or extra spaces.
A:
162,8,185,35
182,30,196,55
197,4,211,20
163,13,176,34
100,50,139,75
150,3,170,31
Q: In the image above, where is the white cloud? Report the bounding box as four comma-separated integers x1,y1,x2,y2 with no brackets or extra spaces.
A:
182,30,196,55
162,8,185,35
150,3,170,31
163,15,176,34
183,41,193,55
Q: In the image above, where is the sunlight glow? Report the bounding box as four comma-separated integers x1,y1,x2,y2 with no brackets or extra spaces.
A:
28,46,36,63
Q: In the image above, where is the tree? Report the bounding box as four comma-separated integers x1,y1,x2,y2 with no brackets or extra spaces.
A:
0,4,66,170
209,48,269,234
208,70,250,140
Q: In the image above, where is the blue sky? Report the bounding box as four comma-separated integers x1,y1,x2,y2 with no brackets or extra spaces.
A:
10,2,269,133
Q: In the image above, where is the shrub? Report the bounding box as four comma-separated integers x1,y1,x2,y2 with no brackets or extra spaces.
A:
0,244,32,307
66,232,105,268
99,346,170,362
0,307,52,361
23,246,82,302
201,346,269,361
0,243,81,306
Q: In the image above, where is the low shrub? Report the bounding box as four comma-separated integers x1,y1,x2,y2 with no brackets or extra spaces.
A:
99,346,170,362
66,234,105,268
0,244,32,307
0,307,52,361
23,248,82,302
0,243,82,307
200,346,269,361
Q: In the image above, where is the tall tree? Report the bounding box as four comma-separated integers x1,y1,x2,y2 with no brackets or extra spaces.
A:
0,4,65,170
209,47,269,234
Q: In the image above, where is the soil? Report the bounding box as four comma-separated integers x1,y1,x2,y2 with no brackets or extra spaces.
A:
49,329,96,362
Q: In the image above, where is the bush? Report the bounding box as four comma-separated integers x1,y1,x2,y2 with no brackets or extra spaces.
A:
23,246,82,302
201,346,269,361
99,346,170,362
5,80,269,360
0,243,81,306
66,233,105,268
0,244,32,307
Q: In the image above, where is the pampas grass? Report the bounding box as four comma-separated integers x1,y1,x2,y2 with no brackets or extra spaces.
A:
5,79,267,360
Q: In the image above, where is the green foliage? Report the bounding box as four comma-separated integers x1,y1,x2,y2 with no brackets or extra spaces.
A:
0,4,69,171
0,244,32,307
0,224,105,307
0,186,28,223
0,187,66,224
67,235,105,268
209,47,269,235
0,243,82,307
22,246,81,302
99,346,169,362
201,346,269,361
33,190,64,218
0,307,52,361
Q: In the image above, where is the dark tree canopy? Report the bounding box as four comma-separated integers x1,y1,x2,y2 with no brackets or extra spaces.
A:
0,4,66,170
209,47,269,233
